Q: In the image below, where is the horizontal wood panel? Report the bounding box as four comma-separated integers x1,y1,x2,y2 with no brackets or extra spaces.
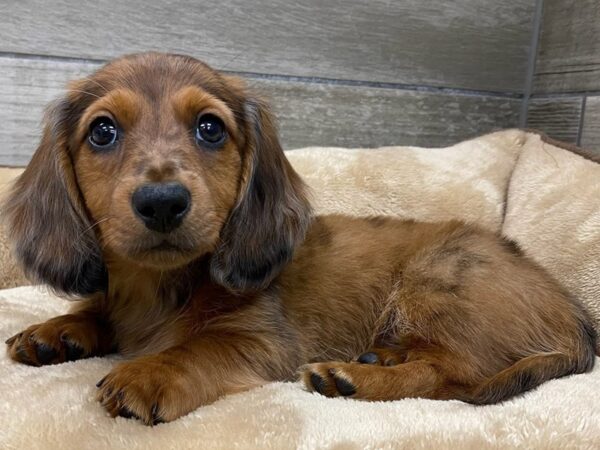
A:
250,80,520,150
526,97,583,144
0,56,521,166
1,0,534,92
0,58,101,166
533,0,600,94
581,97,600,151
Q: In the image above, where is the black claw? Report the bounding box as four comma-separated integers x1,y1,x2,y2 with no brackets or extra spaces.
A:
118,406,139,420
5,334,18,345
332,373,356,397
310,372,327,395
65,341,85,361
151,403,164,425
16,345,35,365
96,376,107,388
357,352,379,365
34,343,58,365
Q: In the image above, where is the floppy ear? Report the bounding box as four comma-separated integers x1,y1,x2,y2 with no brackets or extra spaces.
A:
210,98,312,292
2,100,107,296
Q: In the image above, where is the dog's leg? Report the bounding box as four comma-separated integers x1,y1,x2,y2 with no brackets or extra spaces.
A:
5,308,114,366
302,359,450,400
95,332,295,425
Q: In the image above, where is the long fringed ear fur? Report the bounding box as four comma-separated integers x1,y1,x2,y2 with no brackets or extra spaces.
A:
210,98,312,292
1,100,107,296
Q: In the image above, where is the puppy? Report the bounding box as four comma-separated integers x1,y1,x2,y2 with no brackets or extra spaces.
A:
3,52,596,425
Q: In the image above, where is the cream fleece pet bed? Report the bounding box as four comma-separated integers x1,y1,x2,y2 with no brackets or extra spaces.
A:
1,130,599,449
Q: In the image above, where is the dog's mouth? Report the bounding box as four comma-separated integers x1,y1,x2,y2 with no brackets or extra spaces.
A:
108,219,219,269
148,241,184,252
122,237,208,270
133,237,197,256
121,237,199,270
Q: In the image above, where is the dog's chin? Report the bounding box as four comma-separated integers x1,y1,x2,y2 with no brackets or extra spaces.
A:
121,239,208,271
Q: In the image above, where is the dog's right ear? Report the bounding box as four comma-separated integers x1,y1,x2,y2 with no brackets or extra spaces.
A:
1,99,107,296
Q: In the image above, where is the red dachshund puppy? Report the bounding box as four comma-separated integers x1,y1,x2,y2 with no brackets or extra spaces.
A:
3,53,596,425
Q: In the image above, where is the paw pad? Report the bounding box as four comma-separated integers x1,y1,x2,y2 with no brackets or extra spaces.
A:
34,342,58,365
309,372,327,395
328,369,356,396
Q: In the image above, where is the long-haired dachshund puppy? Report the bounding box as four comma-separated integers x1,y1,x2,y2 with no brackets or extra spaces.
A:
3,53,596,425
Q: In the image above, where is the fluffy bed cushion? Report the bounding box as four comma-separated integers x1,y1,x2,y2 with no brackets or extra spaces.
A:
0,168,27,289
1,129,599,449
503,136,600,327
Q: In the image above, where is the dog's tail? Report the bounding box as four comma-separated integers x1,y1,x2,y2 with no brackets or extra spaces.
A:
459,320,596,405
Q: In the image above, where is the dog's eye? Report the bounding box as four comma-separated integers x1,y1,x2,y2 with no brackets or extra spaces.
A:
195,114,226,148
89,116,118,149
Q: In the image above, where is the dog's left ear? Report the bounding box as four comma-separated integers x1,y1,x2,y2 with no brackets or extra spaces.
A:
210,98,312,292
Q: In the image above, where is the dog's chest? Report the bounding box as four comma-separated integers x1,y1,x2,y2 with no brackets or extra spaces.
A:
109,287,186,356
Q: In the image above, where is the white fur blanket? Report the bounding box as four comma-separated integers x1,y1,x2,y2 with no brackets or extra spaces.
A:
1,130,600,449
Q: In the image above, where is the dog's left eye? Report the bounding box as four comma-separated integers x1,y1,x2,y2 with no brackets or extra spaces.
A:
195,114,226,148
88,116,118,149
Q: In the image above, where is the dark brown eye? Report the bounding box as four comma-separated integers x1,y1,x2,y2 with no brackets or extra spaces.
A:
89,116,118,149
195,114,226,148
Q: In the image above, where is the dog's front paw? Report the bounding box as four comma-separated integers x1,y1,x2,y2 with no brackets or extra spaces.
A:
96,356,198,425
5,314,110,366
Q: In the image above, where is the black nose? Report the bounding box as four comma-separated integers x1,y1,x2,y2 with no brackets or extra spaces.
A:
131,183,191,233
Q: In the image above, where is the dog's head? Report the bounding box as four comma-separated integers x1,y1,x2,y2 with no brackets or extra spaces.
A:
3,52,311,296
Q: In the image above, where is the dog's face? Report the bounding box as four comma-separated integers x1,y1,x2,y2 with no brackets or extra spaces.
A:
4,53,311,296
73,57,245,270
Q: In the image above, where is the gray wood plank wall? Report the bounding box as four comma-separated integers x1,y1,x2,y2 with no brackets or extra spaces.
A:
0,0,535,166
533,0,600,94
0,56,521,166
526,0,600,149
4,0,599,165
3,0,534,92
582,97,600,150
526,97,583,144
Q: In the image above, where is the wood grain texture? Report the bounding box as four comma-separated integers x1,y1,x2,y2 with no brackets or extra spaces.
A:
0,57,100,166
581,97,600,151
533,0,600,94
526,97,583,144
250,79,520,150
0,56,521,166
1,0,534,92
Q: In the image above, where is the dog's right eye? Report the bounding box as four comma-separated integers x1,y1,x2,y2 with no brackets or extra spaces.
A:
89,116,118,149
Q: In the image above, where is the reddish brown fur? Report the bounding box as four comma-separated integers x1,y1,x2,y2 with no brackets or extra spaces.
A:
3,53,596,425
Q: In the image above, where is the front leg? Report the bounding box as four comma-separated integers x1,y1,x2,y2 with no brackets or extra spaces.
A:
5,306,114,366
96,331,296,425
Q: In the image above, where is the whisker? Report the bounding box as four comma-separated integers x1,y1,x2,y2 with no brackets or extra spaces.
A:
68,89,102,99
82,217,111,235
74,216,112,246
154,270,164,301
81,77,109,94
